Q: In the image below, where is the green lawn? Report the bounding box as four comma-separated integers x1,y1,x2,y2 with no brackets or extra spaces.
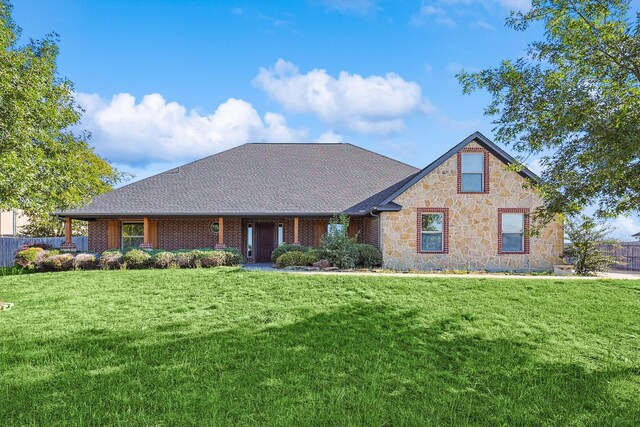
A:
1,269,639,426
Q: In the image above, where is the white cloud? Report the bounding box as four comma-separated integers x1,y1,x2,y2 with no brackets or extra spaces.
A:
411,1,530,28
497,0,530,12
410,4,456,27
316,130,344,143
526,158,544,176
471,20,495,30
318,0,378,15
253,59,434,135
610,215,640,239
77,92,307,165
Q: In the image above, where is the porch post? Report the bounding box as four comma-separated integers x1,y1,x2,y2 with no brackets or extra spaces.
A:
294,216,300,245
140,217,153,250
60,217,77,252
215,216,226,249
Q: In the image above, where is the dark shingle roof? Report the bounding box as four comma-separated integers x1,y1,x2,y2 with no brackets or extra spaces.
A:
59,143,419,218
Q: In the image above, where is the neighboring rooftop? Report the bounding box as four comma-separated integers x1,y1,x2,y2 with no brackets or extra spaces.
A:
58,143,420,217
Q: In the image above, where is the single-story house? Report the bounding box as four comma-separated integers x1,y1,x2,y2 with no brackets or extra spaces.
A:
57,132,563,271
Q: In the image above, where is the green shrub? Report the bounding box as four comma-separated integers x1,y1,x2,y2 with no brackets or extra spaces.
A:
37,253,74,271
305,249,320,265
319,214,357,269
199,251,228,268
564,215,619,275
276,251,316,268
122,249,152,269
271,244,308,263
152,251,177,269
175,251,197,268
14,247,44,269
354,244,382,268
100,250,123,270
222,247,244,265
73,253,98,270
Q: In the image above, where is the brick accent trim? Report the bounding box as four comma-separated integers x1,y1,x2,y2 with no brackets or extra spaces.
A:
416,208,449,254
498,208,530,255
457,148,490,194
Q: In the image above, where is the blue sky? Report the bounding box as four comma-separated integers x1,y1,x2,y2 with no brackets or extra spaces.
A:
13,0,640,236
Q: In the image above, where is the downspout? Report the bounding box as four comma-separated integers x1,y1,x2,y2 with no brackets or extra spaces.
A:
12,209,17,235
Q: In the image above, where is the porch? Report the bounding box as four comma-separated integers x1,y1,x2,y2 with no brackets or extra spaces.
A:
83,215,379,261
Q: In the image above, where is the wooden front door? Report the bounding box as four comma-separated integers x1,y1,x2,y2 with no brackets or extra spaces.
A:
256,223,275,262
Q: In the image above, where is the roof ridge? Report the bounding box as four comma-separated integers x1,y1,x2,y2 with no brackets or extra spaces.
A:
343,143,420,171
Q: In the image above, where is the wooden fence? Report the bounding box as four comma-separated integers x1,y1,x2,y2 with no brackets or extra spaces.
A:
600,241,640,271
0,236,88,267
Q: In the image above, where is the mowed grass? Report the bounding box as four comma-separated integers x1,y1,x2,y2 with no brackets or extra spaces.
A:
1,269,639,426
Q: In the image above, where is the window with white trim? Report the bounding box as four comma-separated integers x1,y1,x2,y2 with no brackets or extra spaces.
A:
247,223,253,258
278,222,284,246
461,153,484,192
501,213,524,252
122,223,144,249
421,213,443,252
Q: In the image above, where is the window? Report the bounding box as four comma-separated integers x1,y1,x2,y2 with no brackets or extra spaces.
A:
122,223,144,249
278,222,284,246
461,152,485,192
501,213,524,252
247,223,253,258
328,223,345,235
210,221,219,233
421,213,443,252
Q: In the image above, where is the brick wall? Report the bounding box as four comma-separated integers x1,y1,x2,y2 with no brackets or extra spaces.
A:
88,220,108,252
88,218,243,252
362,216,379,249
88,216,380,256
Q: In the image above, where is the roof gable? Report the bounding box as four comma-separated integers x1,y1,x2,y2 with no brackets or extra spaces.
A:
378,132,540,207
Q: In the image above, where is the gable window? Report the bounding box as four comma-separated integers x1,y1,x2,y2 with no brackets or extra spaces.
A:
417,208,449,254
247,223,253,258
277,222,284,246
460,152,485,192
498,209,530,254
122,223,144,249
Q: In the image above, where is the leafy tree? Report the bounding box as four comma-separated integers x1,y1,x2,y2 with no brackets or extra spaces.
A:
458,0,640,223
0,1,124,228
563,215,618,275
19,215,87,237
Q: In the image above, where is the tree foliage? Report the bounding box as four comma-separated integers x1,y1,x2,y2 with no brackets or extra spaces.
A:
563,215,618,275
458,0,640,222
0,1,124,226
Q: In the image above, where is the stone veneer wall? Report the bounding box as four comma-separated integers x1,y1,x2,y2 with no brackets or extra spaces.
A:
381,141,564,271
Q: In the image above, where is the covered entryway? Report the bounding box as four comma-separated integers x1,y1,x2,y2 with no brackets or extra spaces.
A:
255,222,276,262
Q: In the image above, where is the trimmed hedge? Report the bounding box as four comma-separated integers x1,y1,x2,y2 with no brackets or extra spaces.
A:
275,251,317,268
354,244,382,268
271,244,308,263
152,251,177,269
122,249,152,269
13,247,243,273
73,253,98,270
14,247,44,269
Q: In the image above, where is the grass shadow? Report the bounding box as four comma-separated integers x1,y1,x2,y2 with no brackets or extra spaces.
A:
2,303,638,426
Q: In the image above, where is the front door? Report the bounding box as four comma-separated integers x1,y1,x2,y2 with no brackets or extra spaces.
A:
256,223,275,262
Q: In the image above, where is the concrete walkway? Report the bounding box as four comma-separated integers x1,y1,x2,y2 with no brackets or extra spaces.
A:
242,264,640,280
